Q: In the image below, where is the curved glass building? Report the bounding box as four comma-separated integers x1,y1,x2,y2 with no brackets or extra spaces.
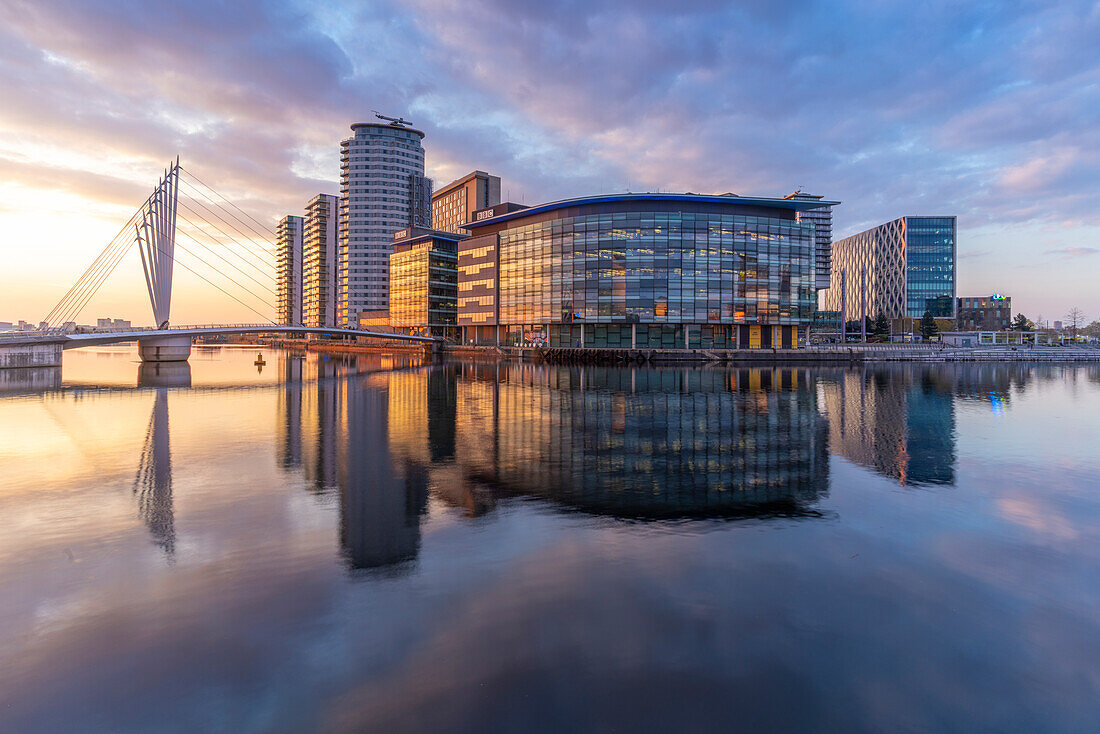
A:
457,194,838,349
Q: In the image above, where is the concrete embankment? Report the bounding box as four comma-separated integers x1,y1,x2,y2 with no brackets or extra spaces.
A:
257,338,1100,364
449,344,1100,364
847,346,1100,362
0,341,63,368
262,338,435,357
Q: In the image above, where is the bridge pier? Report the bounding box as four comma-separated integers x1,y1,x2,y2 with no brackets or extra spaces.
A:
138,335,191,363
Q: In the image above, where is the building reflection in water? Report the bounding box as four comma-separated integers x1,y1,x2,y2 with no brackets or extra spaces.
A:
819,365,956,487
341,385,428,571
277,351,434,573
279,357,833,572
445,364,831,519
275,355,303,470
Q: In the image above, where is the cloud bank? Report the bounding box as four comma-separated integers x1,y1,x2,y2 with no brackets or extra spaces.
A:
1,0,1098,321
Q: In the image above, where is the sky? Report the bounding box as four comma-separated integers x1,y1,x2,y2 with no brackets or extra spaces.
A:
1,0,1098,326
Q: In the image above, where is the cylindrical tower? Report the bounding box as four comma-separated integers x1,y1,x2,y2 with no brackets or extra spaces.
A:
339,121,430,327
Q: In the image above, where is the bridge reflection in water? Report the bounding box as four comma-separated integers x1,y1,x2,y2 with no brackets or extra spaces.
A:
133,388,176,558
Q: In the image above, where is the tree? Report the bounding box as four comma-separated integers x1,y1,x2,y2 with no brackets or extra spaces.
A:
920,309,939,339
1011,313,1032,332
864,315,873,337
873,311,890,337
1066,307,1085,339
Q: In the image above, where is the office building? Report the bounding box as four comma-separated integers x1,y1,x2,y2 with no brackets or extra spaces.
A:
783,190,833,290
388,227,461,340
338,120,431,327
431,170,502,235
822,216,956,321
303,194,340,328
276,215,304,326
956,294,1011,331
457,193,838,348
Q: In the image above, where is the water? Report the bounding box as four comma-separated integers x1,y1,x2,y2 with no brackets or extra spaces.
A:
1,347,1098,733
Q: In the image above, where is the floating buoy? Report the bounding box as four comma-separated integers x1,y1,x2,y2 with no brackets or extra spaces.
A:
254,353,266,366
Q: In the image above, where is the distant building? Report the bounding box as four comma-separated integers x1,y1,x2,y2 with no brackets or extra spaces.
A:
338,120,431,326
822,216,956,321
431,171,501,235
303,194,340,328
783,191,833,290
956,294,1011,331
1054,320,1063,331
0,322,12,332
389,227,461,340
276,215,305,326
96,318,131,330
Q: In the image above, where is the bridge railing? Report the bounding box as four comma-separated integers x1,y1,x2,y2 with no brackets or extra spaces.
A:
169,323,282,330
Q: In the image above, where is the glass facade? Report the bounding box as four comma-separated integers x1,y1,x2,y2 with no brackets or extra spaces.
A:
905,217,955,318
495,210,817,327
389,238,459,339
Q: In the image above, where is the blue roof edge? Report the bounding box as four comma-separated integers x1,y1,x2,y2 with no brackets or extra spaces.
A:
466,193,841,229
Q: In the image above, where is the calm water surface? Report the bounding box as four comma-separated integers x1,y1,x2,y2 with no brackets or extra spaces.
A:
1,346,1099,733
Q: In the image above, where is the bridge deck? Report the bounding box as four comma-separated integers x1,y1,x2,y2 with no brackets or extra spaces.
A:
2,326,437,349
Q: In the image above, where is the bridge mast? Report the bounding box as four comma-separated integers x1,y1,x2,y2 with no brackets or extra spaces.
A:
136,158,179,329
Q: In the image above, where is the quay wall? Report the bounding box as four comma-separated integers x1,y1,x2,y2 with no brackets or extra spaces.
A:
450,345,1100,364
255,338,1100,364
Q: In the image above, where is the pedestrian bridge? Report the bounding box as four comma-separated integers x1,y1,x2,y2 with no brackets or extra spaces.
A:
2,159,438,369
0,325,436,368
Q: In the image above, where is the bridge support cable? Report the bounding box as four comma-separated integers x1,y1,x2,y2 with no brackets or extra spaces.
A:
148,238,276,325
176,202,275,282
178,167,277,242
177,167,277,247
171,239,274,312
56,235,136,328
42,206,144,328
174,228,276,297
176,197,275,276
176,178,277,259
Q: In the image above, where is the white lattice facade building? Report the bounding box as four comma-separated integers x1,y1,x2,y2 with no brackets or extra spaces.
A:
822,216,955,321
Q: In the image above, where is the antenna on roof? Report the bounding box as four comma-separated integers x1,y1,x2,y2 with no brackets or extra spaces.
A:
372,111,411,127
